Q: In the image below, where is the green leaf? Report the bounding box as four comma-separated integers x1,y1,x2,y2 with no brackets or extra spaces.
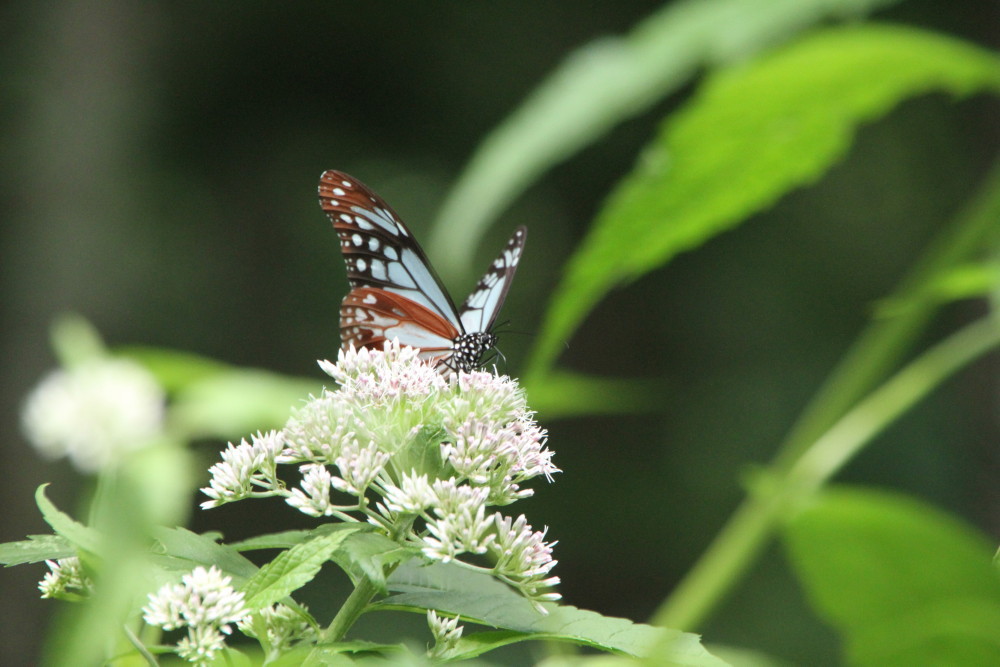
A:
230,525,415,594
50,314,107,368
271,641,405,666
118,345,233,393
529,24,1000,377
525,370,665,418
442,628,726,665
783,487,1000,665
152,527,259,580
121,345,322,439
0,534,75,566
428,0,901,282
330,531,416,593
380,561,716,661
241,528,360,610
230,529,317,551
34,484,101,554
874,261,1000,318
172,369,321,440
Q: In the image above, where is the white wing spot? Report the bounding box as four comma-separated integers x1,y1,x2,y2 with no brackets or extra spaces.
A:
362,293,377,305
352,233,363,246
333,187,346,196
339,213,352,222
356,258,368,272
341,180,352,187
383,246,398,260
369,258,387,280
368,237,380,252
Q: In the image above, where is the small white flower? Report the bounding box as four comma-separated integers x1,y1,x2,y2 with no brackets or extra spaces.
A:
201,431,285,508
324,340,448,405
282,394,353,463
423,502,496,562
427,609,464,658
421,480,495,561
21,358,165,473
238,603,315,652
143,565,249,666
491,514,561,609
38,557,92,599
331,439,390,496
380,472,435,514
285,464,335,517
175,625,228,666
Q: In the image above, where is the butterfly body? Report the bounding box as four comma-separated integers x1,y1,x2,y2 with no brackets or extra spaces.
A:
319,170,524,373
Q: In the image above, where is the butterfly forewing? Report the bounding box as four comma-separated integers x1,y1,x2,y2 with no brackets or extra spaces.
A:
318,170,461,329
459,226,527,335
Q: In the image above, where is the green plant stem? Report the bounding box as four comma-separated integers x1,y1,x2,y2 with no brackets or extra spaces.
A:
320,575,380,644
652,316,1000,633
649,159,1000,635
774,158,1000,470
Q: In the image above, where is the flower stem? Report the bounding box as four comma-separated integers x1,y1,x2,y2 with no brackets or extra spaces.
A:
320,575,380,644
652,316,1000,633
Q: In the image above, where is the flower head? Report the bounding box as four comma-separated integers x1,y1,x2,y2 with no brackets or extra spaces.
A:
22,358,165,472
143,566,249,666
201,340,561,607
38,557,92,600
200,431,284,508
237,603,315,652
427,610,464,658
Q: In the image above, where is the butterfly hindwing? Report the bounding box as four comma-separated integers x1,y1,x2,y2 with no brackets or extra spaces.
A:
459,226,527,335
340,287,459,366
318,170,461,329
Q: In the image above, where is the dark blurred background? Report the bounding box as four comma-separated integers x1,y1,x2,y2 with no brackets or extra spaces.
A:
2,2,998,664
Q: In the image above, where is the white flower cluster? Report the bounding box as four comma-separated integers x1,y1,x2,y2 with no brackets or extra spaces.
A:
142,566,249,666
38,557,92,599
237,602,316,653
200,340,561,608
21,358,165,472
427,610,464,658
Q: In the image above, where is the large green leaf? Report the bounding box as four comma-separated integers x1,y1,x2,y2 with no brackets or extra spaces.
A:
529,24,1000,378
379,561,722,662
153,527,260,580
783,487,1000,665
428,0,901,281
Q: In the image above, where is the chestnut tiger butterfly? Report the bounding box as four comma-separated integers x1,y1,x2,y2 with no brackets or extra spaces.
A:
318,170,526,373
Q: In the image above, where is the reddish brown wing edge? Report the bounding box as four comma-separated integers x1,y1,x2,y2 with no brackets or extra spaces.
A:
340,287,460,364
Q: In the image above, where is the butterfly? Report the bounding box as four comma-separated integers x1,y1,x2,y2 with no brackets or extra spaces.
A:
318,170,526,373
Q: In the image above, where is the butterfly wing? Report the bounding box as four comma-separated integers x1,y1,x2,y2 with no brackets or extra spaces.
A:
459,226,527,334
340,287,460,367
318,170,463,331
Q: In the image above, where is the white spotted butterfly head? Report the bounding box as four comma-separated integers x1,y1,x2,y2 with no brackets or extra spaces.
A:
318,170,526,373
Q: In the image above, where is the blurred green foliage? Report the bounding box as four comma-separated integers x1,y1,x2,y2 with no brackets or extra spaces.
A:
2,1,999,665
